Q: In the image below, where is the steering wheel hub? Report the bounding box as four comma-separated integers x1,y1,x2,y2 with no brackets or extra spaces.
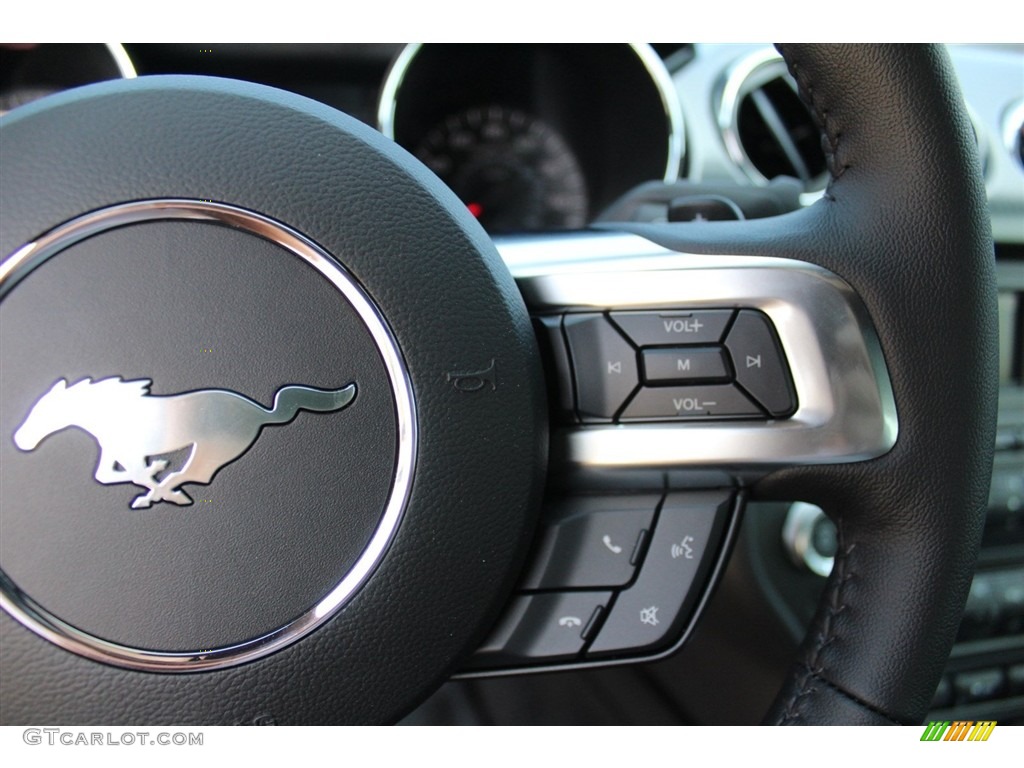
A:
2,199,417,667
0,76,546,722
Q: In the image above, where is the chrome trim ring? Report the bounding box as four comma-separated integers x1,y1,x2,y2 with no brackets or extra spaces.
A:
497,231,897,475
377,43,684,183
717,47,827,192
0,199,417,672
104,43,137,80
782,501,835,577
1003,98,1024,169
717,48,789,187
630,43,685,182
376,42,422,142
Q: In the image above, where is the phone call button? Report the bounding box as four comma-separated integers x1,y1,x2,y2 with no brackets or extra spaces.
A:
519,496,658,590
467,591,612,667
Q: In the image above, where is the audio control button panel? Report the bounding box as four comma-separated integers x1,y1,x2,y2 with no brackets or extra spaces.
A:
543,308,797,424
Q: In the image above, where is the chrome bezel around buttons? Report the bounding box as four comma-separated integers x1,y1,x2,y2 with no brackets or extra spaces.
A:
0,199,417,672
497,231,897,478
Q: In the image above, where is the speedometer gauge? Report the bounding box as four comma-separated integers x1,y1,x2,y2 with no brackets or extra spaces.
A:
415,105,589,233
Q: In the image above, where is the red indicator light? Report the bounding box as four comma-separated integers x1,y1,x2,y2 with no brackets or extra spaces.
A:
467,202,483,218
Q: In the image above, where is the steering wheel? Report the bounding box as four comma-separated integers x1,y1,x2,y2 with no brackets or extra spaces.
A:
0,44,996,725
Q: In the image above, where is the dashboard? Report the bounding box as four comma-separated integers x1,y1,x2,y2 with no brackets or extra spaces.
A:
0,43,1022,725
2,43,1020,237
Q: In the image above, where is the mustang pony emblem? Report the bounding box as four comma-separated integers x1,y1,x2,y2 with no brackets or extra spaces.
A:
13,377,356,509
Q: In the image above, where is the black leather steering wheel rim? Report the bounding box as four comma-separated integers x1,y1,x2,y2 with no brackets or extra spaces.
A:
0,44,998,726
626,43,998,724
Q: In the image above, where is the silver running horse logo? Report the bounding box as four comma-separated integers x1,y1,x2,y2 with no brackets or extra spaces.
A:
13,377,356,509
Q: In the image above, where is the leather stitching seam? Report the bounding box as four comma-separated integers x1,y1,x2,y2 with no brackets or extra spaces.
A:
778,538,855,724
777,45,852,200
803,666,907,726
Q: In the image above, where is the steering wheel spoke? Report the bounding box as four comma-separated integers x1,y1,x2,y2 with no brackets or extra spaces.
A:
502,230,897,482
454,227,899,676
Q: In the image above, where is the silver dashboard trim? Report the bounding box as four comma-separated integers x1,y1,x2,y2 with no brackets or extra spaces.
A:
716,47,828,193
629,43,684,182
782,502,835,578
376,42,421,141
717,47,789,188
496,231,897,473
1003,98,1023,169
105,43,137,80
0,199,417,672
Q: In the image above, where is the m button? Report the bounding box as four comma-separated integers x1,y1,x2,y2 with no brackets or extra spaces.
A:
641,347,730,384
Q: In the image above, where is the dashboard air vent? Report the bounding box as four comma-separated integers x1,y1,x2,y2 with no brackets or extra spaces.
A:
719,50,827,191
1012,105,1024,170
999,99,1023,173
